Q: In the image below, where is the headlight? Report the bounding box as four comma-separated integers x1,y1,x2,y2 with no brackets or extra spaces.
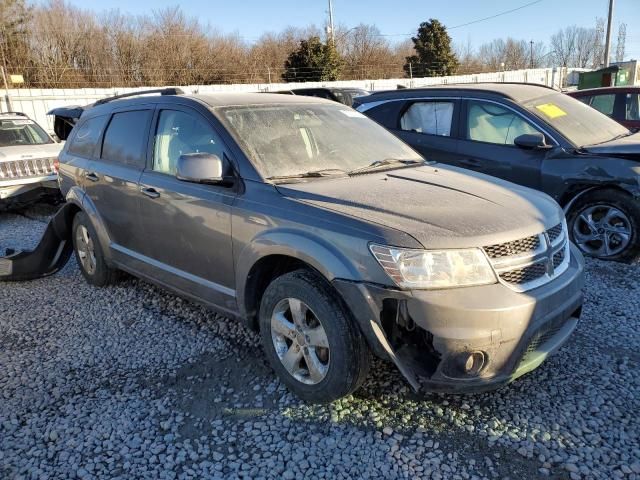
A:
370,244,497,289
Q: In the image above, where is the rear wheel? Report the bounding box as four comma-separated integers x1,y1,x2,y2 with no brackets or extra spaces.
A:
72,212,118,286
259,269,370,403
568,189,640,262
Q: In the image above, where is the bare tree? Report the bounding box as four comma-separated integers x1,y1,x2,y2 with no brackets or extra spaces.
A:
551,25,599,68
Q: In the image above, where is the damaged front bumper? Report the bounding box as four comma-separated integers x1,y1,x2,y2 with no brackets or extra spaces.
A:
0,175,59,202
333,243,585,393
0,203,75,281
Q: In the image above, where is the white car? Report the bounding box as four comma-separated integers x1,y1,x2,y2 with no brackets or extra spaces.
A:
0,112,62,208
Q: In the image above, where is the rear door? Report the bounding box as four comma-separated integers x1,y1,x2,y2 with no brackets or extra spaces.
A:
84,107,153,257
137,105,237,311
456,99,553,190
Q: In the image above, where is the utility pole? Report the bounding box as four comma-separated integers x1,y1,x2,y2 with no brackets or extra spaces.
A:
327,0,335,44
530,40,534,68
603,0,615,67
0,66,11,111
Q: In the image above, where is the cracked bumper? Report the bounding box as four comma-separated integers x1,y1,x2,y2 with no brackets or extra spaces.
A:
333,243,585,393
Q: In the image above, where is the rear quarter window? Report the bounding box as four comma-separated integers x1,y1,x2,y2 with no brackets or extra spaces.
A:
67,115,108,158
101,110,152,167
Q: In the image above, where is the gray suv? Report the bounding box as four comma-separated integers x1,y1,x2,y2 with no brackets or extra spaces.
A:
5,89,585,402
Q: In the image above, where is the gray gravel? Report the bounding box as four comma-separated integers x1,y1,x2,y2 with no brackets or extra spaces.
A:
1,205,639,480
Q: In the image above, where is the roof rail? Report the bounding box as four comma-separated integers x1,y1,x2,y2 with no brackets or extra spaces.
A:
0,111,27,117
94,87,185,106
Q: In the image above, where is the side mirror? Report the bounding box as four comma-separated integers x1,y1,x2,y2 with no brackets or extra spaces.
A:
176,153,225,184
514,132,551,150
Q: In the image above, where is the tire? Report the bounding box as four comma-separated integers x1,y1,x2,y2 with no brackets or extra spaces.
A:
567,189,640,262
72,212,119,286
259,269,370,403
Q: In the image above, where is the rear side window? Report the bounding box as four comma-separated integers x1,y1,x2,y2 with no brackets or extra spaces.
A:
68,115,108,158
401,101,454,136
625,93,640,121
467,101,540,145
101,110,151,167
588,94,615,116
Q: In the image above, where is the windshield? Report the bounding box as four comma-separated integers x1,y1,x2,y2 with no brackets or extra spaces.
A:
523,92,629,147
218,104,422,180
0,118,53,147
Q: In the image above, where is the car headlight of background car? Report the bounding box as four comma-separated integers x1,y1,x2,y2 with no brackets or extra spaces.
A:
370,244,497,289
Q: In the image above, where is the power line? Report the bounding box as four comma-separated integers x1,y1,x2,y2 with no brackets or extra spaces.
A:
449,0,545,29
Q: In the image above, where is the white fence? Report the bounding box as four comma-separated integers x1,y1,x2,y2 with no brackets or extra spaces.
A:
1,67,587,132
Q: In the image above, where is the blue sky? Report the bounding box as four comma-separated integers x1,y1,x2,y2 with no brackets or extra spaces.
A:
71,0,640,58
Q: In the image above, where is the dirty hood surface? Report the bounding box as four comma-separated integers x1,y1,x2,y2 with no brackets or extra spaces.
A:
581,131,640,157
0,143,62,163
277,164,563,249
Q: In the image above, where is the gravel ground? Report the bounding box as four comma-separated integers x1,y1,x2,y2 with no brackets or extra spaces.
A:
1,205,639,480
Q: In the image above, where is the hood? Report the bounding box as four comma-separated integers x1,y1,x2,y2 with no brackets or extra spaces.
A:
581,132,640,160
277,164,563,249
0,143,63,163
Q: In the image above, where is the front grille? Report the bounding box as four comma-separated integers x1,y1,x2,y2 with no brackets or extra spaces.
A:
499,262,547,285
484,221,569,292
483,234,541,259
547,223,563,244
0,158,56,180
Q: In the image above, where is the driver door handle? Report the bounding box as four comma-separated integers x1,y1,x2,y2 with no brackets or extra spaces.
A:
140,187,160,199
460,158,483,168
84,171,99,182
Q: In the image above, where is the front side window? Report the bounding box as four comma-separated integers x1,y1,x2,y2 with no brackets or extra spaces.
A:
153,110,224,175
588,94,616,116
0,119,53,147
68,115,108,158
218,103,421,179
101,110,151,166
625,93,640,121
401,101,454,136
467,101,540,145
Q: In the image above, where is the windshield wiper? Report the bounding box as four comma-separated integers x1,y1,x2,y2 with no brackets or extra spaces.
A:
266,168,348,183
348,158,426,175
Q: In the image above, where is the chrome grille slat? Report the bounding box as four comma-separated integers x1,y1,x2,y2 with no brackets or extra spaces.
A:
0,158,55,180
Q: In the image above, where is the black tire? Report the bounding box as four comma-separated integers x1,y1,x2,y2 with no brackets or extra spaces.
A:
567,189,640,262
72,212,119,286
259,269,370,403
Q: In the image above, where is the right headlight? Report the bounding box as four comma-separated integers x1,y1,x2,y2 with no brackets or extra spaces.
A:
370,244,497,290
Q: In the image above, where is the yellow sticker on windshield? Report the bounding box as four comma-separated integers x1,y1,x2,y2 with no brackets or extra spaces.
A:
535,103,567,119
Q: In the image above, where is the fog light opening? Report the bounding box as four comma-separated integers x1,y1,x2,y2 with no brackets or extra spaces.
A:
460,351,486,377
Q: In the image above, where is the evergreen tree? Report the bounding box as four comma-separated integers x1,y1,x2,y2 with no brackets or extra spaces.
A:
282,36,342,82
404,19,458,77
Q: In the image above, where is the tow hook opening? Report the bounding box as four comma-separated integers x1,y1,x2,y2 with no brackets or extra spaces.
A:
381,298,441,379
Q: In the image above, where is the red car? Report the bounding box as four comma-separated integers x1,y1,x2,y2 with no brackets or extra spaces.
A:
568,86,640,131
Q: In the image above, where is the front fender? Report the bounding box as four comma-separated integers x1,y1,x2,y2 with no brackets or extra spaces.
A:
235,228,362,318
75,190,114,265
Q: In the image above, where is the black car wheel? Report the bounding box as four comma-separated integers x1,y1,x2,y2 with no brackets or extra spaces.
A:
72,212,119,286
568,189,640,262
259,269,370,403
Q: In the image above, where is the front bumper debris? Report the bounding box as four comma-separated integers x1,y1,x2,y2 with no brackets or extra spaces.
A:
333,243,585,393
0,203,74,281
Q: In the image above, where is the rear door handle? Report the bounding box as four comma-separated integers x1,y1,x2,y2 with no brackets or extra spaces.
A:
140,187,160,199
85,172,99,182
460,158,483,168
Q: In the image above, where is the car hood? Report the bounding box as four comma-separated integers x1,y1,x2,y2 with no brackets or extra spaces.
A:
581,132,640,158
0,143,63,162
276,164,563,249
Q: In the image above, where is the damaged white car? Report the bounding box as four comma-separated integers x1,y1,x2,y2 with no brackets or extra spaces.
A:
0,112,61,208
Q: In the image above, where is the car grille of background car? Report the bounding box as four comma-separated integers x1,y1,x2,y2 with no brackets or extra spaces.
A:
0,158,57,180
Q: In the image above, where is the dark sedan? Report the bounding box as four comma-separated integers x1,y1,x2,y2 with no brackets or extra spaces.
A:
354,83,640,261
568,86,640,131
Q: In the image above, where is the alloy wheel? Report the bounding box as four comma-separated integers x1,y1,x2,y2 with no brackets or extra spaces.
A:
270,297,330,385
75,225,97,275
572,204,632,258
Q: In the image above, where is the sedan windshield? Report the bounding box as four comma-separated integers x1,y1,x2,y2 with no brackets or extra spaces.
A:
0,119,53,147
523,92,629,147
218,104,422,180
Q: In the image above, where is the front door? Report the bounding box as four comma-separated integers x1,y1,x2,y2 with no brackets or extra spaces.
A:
84,108,153,256
456,99,550,190
137,106,237,312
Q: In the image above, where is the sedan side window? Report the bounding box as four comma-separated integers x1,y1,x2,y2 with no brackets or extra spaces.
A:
153,110,224,175
589,94,616,116
625,93,640,121
467,101,540,145
400,101,454,136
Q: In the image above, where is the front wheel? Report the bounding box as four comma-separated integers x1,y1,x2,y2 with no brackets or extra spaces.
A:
72,212,119,286
259,269,370,403
567,189,640,262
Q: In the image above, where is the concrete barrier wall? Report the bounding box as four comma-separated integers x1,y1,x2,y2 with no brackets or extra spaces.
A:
1,67,587,132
